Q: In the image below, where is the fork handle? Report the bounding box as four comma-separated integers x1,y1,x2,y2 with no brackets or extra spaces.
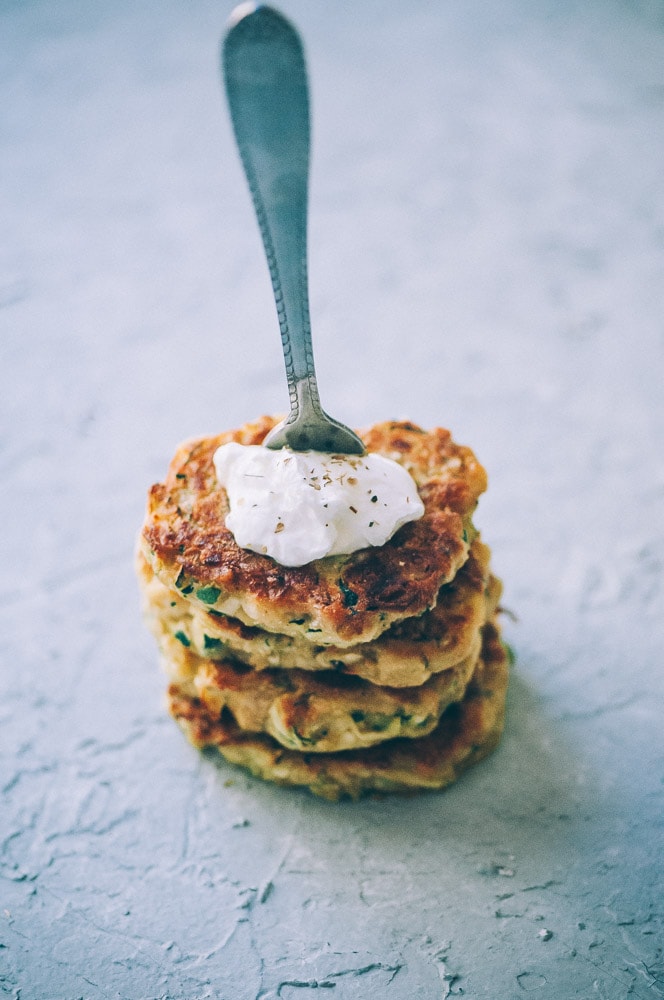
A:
222,5,319,415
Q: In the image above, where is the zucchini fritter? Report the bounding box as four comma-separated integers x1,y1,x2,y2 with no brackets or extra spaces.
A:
167,621,508,801
157,630,481,754
138,539,500,687
139,417,487,647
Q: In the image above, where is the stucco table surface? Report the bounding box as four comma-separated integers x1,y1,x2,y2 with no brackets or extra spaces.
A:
1,1,663,998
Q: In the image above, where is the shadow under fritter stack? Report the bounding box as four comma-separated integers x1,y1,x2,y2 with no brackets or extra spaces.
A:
137,416,509,800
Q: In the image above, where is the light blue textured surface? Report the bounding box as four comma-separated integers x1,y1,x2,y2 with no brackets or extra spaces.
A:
1,2,663,998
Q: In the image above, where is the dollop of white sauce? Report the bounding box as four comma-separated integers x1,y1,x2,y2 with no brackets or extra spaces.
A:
213,443,425,567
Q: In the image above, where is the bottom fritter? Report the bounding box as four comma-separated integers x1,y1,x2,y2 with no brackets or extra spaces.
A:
167,621,509,801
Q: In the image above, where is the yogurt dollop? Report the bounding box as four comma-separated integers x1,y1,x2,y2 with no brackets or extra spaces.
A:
213,443,424,567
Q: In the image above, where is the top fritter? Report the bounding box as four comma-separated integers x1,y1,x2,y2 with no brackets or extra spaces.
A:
139,416,487,647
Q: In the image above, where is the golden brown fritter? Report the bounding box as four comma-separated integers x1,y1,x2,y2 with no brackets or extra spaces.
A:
157,628,480,754
139,416,488,647
138,539,501,687
167,621,509,801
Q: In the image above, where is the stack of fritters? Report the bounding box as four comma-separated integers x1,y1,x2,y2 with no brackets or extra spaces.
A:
137,416,509,800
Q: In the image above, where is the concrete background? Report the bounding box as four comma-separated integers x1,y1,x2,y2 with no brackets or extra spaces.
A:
1,1,663,997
